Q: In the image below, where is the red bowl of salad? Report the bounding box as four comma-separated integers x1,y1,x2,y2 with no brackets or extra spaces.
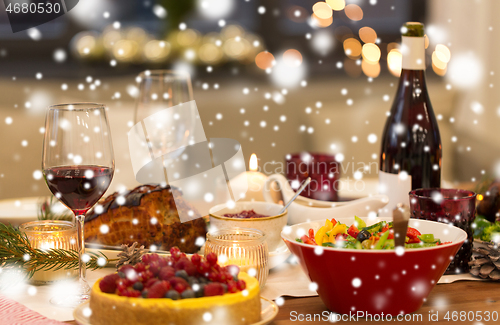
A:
281,216,466,316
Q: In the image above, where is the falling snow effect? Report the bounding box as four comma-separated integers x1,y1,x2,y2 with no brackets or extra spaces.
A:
53,49,67,63
153,5,167,18
27,28,42,41
0,2,497,321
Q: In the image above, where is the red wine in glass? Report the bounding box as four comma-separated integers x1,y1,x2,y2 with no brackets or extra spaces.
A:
409,188,476,274
44,166,113,216
42,103,115,307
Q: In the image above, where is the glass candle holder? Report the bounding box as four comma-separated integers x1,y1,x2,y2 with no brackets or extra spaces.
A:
205,227,269,288
409,188,476,274
19,220,78,285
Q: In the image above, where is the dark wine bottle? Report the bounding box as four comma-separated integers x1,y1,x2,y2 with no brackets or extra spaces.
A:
379,22,442,217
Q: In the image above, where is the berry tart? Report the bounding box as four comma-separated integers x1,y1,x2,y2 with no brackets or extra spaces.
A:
89,248,261,325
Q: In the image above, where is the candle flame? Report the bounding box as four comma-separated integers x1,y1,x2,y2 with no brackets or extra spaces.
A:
249,154,258,171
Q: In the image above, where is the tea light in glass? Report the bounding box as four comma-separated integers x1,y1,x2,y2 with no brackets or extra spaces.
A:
205,227,269,288
19,220,78,285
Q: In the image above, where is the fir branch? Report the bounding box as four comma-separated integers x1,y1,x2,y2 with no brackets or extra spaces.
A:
0,223,117,279
474,174,495,195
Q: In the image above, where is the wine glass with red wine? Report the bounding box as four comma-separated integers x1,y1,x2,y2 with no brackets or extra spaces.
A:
42,103,114,306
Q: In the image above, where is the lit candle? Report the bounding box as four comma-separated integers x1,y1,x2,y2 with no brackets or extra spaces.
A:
230,154,268,202
19,221,78,285
205,227,269,288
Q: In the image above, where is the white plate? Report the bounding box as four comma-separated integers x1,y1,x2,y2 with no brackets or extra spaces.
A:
74,297,278,325
269,242,291,269
0,196,70,227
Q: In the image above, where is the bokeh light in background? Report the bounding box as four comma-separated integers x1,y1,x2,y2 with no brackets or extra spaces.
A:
255,51,275,70
362,43,381,63
113,39,139,63
311,13,333,28
432,61,447,76
343,38,362,59
359,27,377,44
144,40,171,62
361,60,381,78
432,52,447,70
431,44,451,76
71,23,262,67
221,24,244,39
311,1,449,79
102,27,122,51
326,0,346,11
71,32,100,59
387,49,402,77
312,2,333,19
127,27,148,44
67,0,453,81
177,29,201,47
223,37,251,60
434,44,451,65
345,4,363,21
283,49,303,67
436,44,451,62
199,43,223,64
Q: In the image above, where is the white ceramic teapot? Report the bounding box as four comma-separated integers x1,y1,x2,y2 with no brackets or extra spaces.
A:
263,174,389,225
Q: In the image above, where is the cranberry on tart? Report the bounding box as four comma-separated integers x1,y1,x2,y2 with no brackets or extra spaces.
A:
90,248,261,325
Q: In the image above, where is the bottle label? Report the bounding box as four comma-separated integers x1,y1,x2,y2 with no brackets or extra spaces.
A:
401,36,425,70
378,170,412,218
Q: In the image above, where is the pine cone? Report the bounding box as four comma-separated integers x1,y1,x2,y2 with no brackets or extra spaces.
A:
116,242,147,270
469,242,500,280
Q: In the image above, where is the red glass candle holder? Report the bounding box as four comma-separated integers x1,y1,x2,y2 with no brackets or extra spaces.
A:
409,188,476,274
285,152,340,202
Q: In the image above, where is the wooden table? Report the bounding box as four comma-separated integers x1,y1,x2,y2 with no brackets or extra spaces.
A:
65,281,500,325
273,281,500,324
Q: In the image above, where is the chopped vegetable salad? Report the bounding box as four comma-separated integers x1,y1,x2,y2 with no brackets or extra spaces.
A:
296,216,451,249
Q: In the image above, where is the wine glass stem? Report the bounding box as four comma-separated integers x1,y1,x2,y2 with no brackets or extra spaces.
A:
75,214,89,294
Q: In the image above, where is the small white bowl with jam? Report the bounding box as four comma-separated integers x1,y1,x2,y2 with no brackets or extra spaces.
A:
209,202,288,251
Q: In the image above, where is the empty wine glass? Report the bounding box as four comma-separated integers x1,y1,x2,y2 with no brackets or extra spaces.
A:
134,70,195,159
42,103,115,306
